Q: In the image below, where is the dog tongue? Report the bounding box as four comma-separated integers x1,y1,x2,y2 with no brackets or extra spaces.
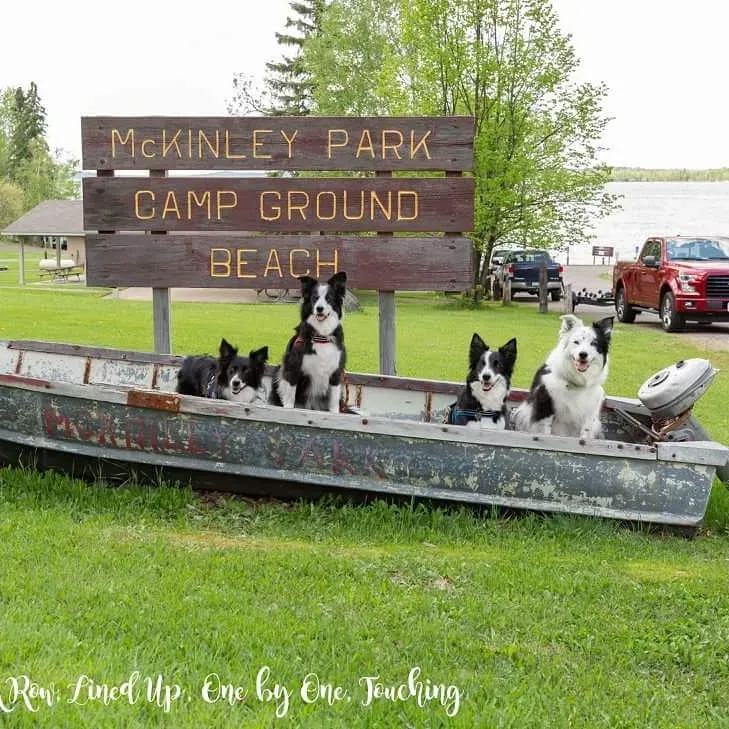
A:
575,361,589,372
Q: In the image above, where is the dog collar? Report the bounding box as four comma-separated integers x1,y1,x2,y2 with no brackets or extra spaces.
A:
295,336,331,345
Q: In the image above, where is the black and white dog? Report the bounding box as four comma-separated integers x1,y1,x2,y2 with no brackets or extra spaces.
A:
176,338,268,403
270,272,347,413
446,333,517,429
512,314,613,438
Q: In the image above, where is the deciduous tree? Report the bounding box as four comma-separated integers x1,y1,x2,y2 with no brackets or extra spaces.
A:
302,0,618,297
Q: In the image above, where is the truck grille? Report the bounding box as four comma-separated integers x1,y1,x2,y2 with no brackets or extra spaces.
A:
706,275,729,297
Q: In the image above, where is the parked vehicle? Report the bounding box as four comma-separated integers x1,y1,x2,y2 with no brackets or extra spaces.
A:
612,236,729,332
493,249,563,301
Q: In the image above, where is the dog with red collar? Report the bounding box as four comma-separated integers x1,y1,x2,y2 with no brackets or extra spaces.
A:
270,272,347,413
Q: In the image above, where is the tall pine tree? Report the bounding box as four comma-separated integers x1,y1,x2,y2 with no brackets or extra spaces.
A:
264,0,324,115
8,82,47,180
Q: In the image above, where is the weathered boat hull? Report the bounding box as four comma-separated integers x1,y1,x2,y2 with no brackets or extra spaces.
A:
1,340,727,528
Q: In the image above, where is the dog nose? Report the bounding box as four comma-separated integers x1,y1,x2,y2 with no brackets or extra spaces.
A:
316,305,324,313
482,373,491,382
578,351,588,360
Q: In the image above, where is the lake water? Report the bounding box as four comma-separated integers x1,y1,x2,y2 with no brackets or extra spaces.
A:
559,181,729,264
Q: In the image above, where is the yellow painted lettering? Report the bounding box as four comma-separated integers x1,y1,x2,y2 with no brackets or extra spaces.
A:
187,190,211,220
224,129,246,159
327,129,348,158
111,129,134,157
280,129,298,158
134,190,155,220
264,248,283,278
381,130,403,159
236,249,257,278
397,191,418,221
253,129,273,158
356,129,375,158
198,129,220,158
316,191,337,221
410,130,432,159
316,248,339,278
343,190,365,220
188,129,193,159
162,129,183,158
287,191,309,221
370,191,392,220
289,249,310,277
210,248,231,277
162,191,181,219
216,190,238,220
260,191,281,221
141,138,156,158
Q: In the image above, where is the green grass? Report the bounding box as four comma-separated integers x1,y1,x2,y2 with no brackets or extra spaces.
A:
2,467,729,728
2,286,729,726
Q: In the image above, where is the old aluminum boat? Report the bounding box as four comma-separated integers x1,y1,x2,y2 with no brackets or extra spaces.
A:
0,339,727,530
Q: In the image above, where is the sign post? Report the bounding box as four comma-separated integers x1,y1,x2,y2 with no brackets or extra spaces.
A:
81,116,475,365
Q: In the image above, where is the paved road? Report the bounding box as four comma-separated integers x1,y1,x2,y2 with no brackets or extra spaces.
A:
513,265,729,351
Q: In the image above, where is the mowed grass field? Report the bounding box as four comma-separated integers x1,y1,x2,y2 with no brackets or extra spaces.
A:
2,280,729,727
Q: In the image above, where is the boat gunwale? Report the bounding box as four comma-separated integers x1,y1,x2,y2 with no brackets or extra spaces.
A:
4,339,653,414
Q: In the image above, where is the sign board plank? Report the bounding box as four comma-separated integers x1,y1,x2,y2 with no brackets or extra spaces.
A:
85,234,473,290
81,116,474,171
82,177,474,233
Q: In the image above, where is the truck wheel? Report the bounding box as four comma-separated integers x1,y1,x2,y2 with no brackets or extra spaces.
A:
660,291,685,332
550,289,562,302
615,287,637,323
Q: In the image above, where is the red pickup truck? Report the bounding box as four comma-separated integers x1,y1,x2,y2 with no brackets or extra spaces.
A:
612,236,729,331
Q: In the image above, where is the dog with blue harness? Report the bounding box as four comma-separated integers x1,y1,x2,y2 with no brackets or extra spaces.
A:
445,333,517,430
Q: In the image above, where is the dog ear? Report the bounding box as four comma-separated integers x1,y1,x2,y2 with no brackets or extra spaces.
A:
593,316,614,342
469,333,488,370
299,276,318,296
499,338,518,373
327,271,347,293
559,314,583,337
249,345,269,364
219,338,237,360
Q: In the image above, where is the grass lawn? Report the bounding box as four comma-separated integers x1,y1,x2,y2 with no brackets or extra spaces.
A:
2,285,729,727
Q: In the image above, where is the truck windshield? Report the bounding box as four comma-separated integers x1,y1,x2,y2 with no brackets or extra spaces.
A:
666,238,729,261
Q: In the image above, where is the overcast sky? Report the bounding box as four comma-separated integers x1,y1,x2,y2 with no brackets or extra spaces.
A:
1,0,726,169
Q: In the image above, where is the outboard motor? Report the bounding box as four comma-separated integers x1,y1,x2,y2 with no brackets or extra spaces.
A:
637,359,728,481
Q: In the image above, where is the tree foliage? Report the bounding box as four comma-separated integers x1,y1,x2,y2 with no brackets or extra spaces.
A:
229,0,324,116
301,0,618,295
0,82,78,225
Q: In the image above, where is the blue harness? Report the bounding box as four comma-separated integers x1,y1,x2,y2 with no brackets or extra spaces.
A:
447,406,503,426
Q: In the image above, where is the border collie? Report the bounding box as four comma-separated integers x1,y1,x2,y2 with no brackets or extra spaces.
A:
176,338,268,403
270,272,347,413
446,334,517,429
512,314,613,438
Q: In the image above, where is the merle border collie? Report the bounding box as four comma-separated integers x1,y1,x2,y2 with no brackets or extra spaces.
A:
176,338,268,403
270,272,347,413
512,314,613,438
446,333,517,429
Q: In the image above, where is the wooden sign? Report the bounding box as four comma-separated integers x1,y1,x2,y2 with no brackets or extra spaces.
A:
592,246,614,257
85,235,473,290
82,177,474,233
80,114,476,366
81,116,474,171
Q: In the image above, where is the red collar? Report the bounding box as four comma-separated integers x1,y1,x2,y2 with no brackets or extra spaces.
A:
295,336,331,346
